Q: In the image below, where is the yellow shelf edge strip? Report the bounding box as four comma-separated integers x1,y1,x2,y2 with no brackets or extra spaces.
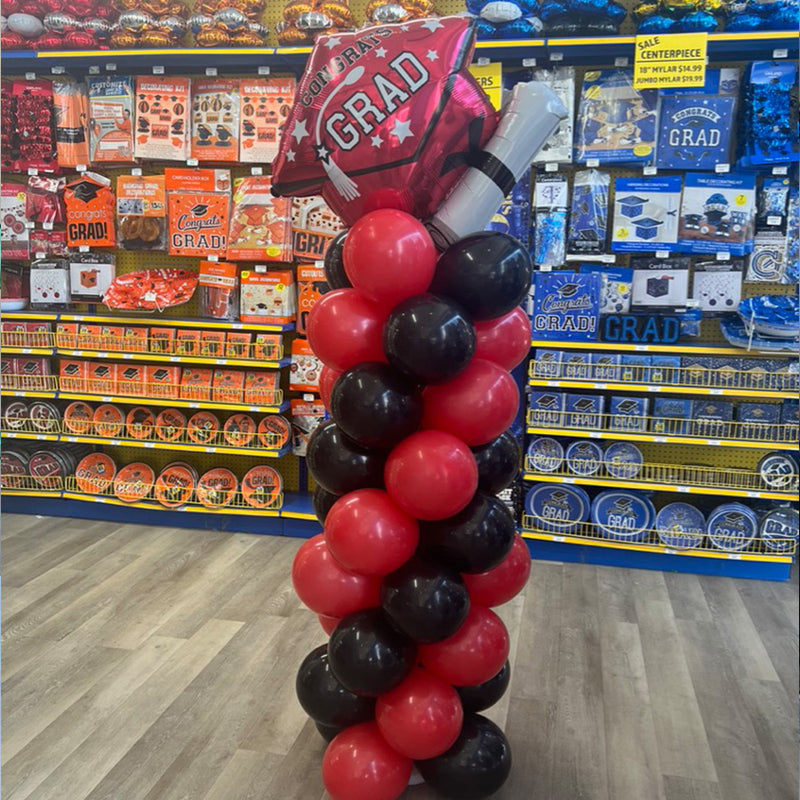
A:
528,379,795,398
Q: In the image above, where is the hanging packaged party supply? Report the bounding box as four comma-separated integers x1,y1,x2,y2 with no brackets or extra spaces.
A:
52,79,91,169
291,196,345,262
567,169,609,258
198,260,238,320
487,171,532,251
116,174,167,251
64,172,116,248
611,176,682,253
191,79,240,163
26,175,66,226
87,76,135,164
1,184,30,260
12,79,58,173
533,173,568,268
532,67,575,165
239,76,296,163
227,176,292,262
165,168,230,258
134,77,190,162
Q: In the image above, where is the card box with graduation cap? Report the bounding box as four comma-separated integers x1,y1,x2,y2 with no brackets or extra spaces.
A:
612,177,682,253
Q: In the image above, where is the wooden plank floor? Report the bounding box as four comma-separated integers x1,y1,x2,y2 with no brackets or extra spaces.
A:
2,512,798,800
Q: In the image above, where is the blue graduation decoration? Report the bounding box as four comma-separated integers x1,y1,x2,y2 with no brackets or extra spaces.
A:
530,270,601,342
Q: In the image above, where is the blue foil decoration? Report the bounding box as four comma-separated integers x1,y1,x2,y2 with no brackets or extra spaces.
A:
725,13,764,29
638,14,679,31
681,10,719,29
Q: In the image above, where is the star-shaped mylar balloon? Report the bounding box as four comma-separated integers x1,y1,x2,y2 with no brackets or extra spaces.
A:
271,16,499,226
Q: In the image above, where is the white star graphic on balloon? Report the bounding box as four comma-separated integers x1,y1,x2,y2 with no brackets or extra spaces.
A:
286,149,296,162
324,36,342,48
390,118,413,144
426,49,438,62
291,119,308,143
315,144,331,160
422,19,443,31
400,24,409,31
374,46,387,58
370,134,383,148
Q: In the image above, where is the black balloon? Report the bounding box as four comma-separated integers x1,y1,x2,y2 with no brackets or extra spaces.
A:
431,232,532,321
306,421,386,495
315,721,345,742
324,229,352,289
328,609,416,697
296,644,376,728
313,486,340,524
456,662,510,713
471,432,520,496
383,294,476,385
420,492,515,574
381,555,470,644
416,713,512,800
331,362,423,449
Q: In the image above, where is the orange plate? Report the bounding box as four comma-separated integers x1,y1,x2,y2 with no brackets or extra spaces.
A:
63,401,95,435
196,467,238,509
257,414,291,449
114,462,155,502
155,408,187,442
154,464,195,508
75,453,117,494
93,404,124,438
223,413,256,447
241,465,282,509
126,406,156,440
187,411,220,445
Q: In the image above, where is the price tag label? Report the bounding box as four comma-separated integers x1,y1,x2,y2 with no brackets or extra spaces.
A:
89,65,100,74
76,164,87,173
35,434,46,440
677,486,690,493
709,388,723,395
634,344,649,351
615,56,629,66
205,446,217,453
545,162,558,172
122,353,133,359
773,48,788,59
22,348,32,355
540,264,552,272
152,65,165,75
101,396,112,402
66,436,77,442
93,497,105,503
169,356,180,362
206,67,218,76
42,221,54,231
643,166,658,175
231,323,243,329
716,251,730,261
249,406,261,412
143,442,155,448
6,432,17,438
250,166,263,176
767,215,782,227
188,402,199,408
35,252,46,259
664,548,678,555
208,254,219,262
714,163,730,173
111,439,122,446
25,72,36,81
707,439,721,446
27,168,38,177
586,158,600,167
25,221,35,229
545,380,559,387
588,431,602,439
215,359,226,365
553,535,566,542
773,166,788,175
105,63,117,72
79,245,90,253
646,386,661,392
51,66,65,75
594,383,607,390
550,52,563,61
656,250,670,259
522,58,537,67
476,57,490,66
258,66,270,75
654,436,668,442
187,158,199,167
746,491,759,498
563,477,576,484
728,553,742,560
131,168,143,176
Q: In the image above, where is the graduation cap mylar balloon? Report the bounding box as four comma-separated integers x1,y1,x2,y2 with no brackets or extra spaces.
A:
271,16,500,225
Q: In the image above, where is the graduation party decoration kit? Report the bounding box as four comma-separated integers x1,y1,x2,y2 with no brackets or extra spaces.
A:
611,177,682,252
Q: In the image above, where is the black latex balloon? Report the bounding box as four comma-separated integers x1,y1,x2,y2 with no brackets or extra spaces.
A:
330,362,423,449
328,609,416,697
456,662,510,713
381,555,470,644
419,492,515,574
315,721,345,742
313,486,341,524
471,432,520,496
431,232,532,321
295,644,376,728
416,713,512,800
324,229,352,289
383,294,475,385
306,420,386,495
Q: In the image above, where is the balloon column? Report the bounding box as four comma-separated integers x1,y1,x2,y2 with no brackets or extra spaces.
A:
281,16,564,800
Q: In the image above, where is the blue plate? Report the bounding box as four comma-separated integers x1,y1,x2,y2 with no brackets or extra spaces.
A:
604,442,643,479
565,440,603,476
655,502,706,550
526,437,564,474
760,507,799,553
591,490,656,542
738,296,800,339
706,502,758,551
758,452,799,491
719,315,799,352
524,483,591,534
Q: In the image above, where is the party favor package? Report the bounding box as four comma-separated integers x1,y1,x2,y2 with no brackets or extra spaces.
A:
240,268,296,324
611,176,682,252
297,263,328,335
134,77,190,161
227,176,292,262
574,70,658,166
677,173,756,256
291,338,321,392
533,174,568,268
191,79,240,162
291,398,326,456
52,79,90,169
87,76,135,163
64,172,116,248
12,79,58,173
531,271,601,342
567,169,610,258
692,260,743,312
532,67,575,164
165,168,230,257
488,171,531,251
199,260,239,320
579,265,632,313
116,175,167,250
239,76,296,163
1,184,30,260
656,68,740,171
746,233,787,282
292,196,346,262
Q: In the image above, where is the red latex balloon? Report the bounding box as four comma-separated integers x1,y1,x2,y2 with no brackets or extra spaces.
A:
271,17,498,226
343,210,436,308
307,289,386,372
319,364,342,410
319,614,342,635
384,430,478,521
419,605,509,687
422,359,520,447
325,489,419,576
322,721,412,800
474,307,532,371
463,533,531,607
376,667,464,760
291,534,381,618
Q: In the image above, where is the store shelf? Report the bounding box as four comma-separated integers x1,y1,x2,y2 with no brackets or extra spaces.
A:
1,475,64,497
1,347,53,356
281,491,317,521
58,391,288,414
61,435,290,458
1,389,59,399
528,377,796,398
57,349,289,370
530,340,798,356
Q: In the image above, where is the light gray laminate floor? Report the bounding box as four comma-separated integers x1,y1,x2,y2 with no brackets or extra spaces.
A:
2,512,798,800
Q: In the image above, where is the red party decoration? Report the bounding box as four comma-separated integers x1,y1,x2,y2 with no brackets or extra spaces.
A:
384,430,478,521
463,533,531,608
422,358,520,446
306,289,386,372
325,489,419,576
343,209,436,308
376,667,464,760
271,16,498,226
319,614,342,635
474,307,532,371
291,534,381,618
322,722,412,800
319,364,342,410
419,604,510,687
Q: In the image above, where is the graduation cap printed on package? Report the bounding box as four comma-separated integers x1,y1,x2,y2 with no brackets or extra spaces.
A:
618,195,648,217
616,399,640,413
632,217,664,240
572,397,596,412
121,367,139,380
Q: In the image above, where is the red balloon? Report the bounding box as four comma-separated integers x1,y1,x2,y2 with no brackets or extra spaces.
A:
419,605,509,687
319,364,342,410
291,534,381,618
325,489,419,576
307,289,386,372
474,307,532,371
463,534,531,607
384,430,478,521
343,210,436,308
319,614,341,635
322,721,412,800
376,667,464,760
422,359,520,447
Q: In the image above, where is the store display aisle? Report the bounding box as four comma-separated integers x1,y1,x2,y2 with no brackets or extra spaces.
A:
3,514,797,800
